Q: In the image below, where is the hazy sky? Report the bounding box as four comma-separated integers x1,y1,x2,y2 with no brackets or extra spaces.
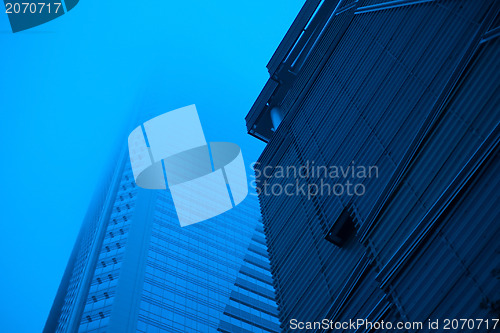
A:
0,1,304,331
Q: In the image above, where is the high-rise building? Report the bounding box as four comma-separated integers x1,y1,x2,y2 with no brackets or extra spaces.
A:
44,136,280,332
247,0,500,331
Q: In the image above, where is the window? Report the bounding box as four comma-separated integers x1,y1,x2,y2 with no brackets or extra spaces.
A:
108,274,114,281
92,296,97,303
99,312,105,319
101,261,106,268
97,277,102,284
325,206,356,247
86,315,92,323
119,229,124,235
116,207,121,212
104,292,109,299
116,243,121,249
105,246,110,252
109,232,114,238
112,258,117,264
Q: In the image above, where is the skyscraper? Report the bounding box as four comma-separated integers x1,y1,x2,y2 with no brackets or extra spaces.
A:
44,133,280,332
247,0,500,331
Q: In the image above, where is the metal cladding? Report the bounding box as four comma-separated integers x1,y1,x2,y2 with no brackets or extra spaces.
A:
247,0,500,331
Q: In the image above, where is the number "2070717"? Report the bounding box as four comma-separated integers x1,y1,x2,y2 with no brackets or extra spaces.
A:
5,2,62,14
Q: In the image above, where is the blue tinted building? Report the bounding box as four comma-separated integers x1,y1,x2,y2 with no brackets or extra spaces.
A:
247,0,500,331
44,139,280,332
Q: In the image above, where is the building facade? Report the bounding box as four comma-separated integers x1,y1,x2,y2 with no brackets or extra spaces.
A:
44,141,280,332
247,0,500,331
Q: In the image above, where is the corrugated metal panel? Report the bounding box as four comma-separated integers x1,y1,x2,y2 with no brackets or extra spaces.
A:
393,149,500,327
249,0,500,331
267,0,324,75
369,37,500,267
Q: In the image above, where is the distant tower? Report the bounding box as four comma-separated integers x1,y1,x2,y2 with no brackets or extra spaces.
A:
44,139,280,332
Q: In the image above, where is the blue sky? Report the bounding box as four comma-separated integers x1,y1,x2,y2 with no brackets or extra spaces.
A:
0,1,303,331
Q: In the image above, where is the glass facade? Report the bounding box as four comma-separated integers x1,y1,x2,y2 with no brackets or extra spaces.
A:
45,149,280,333
77,163,137,333
136,190,279,333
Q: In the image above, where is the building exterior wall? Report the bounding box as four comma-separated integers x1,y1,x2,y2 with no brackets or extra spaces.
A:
247,0,500,331
45,147,280,332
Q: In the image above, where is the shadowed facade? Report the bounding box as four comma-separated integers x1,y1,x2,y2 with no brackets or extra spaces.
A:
247,0,500,331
